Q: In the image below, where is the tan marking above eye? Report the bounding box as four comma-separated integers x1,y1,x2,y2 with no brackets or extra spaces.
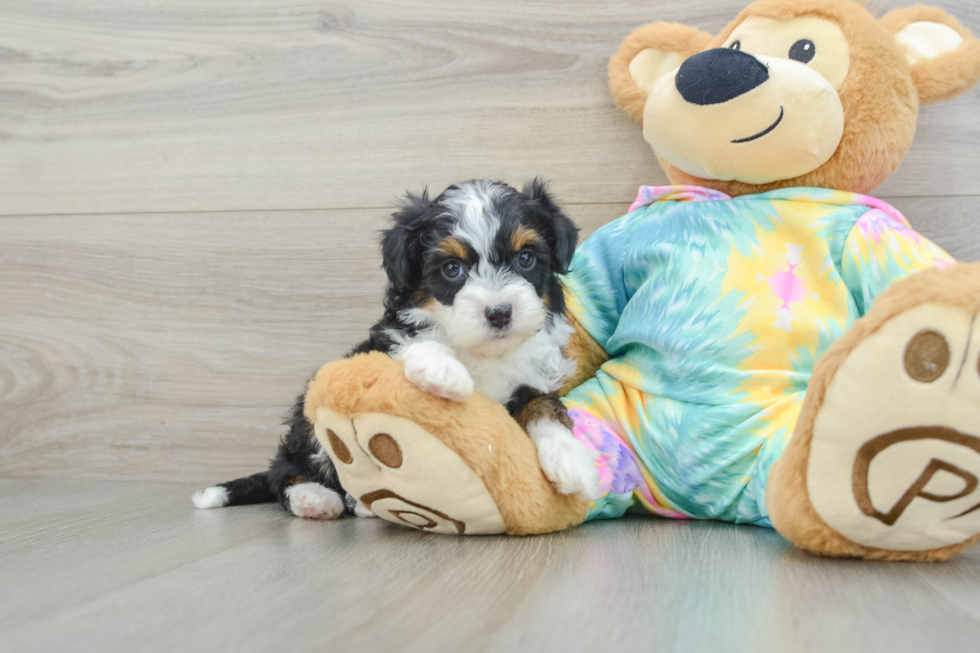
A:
437,237,469,261
904,329,951,382
368,432,403,468
510,225,541,252
327,429,353,464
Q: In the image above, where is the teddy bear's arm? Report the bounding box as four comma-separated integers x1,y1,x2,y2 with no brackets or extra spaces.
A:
562,214,642,356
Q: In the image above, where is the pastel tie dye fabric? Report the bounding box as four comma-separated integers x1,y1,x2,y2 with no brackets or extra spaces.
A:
562,186,953,527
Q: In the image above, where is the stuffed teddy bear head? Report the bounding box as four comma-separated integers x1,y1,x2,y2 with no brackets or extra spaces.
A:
609,0,980,197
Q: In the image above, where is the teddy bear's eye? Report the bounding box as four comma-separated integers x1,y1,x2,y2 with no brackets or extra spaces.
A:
789,39,816,63
729,40,742,51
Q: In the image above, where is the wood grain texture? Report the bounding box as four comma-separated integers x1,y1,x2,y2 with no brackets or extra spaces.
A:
0,202,624,483
1,479,979,653
1,0,979,216
3,2,980,648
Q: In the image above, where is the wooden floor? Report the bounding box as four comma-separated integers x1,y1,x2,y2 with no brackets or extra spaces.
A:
2,1,980,650
3,479,980,653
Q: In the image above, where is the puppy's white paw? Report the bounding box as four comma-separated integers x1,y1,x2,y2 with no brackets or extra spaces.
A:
285,482,345,520
527,419,600,501
402,341,473,402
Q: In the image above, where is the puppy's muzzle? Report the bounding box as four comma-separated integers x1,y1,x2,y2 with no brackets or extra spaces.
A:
485,304,512,329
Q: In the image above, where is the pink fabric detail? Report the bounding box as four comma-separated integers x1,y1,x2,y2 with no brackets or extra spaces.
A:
768,262,808,310
629,185,732,212
855,208,921,246
568,407,689,519
849,194,912,227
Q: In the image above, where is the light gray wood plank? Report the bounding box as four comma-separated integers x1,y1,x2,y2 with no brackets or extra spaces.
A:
1,0,978,216
1,479,979,653
889,195,980,261
0,202,622,483
0,480,293,633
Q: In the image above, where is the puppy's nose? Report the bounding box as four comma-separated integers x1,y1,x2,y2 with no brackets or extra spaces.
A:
675,48,769,105
484,304,512,329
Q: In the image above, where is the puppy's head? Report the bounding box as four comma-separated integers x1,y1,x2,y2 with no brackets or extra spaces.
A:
380,179,577,357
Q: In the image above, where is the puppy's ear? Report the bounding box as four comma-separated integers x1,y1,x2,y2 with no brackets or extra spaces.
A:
380,190,433,295
522,179,578,274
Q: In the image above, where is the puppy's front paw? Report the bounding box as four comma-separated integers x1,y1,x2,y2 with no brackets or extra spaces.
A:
402,341,473,402
527,419,600,501
285,483,345,520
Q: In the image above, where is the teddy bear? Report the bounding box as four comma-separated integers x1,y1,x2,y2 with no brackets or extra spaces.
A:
303,0,980,561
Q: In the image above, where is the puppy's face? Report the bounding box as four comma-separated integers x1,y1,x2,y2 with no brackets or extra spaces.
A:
381,179,577,357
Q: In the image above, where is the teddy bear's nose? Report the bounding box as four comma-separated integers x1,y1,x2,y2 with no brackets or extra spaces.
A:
675,48,770,105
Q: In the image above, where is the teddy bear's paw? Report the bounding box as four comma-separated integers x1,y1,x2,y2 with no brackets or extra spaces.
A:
807,302,980,553
527,419,601,501
311,407,505,534
285,483,346,520
401,341,474,402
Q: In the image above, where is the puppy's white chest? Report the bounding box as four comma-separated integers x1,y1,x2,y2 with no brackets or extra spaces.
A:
459,328,573,405
466,357,524,405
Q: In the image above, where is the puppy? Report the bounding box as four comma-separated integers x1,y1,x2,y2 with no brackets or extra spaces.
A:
193,179,600,519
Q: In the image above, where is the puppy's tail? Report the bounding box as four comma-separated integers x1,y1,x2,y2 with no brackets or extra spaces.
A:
192,472,276,510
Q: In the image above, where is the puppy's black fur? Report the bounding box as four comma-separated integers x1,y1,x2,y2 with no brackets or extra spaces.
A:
200,179,578,517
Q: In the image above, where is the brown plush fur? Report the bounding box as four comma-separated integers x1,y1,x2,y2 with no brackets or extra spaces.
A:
608,22,713,122
880,5,980,105
304,352,589,536
767,262,980,561
608,0,980,196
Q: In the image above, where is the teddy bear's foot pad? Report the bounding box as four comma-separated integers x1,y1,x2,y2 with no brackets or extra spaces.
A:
807,302,980,553
312,407,506,535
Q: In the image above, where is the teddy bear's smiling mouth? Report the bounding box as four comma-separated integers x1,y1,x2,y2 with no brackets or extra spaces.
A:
731,106,785,143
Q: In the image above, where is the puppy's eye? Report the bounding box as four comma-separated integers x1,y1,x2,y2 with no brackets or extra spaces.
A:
729,40,741,51
789,39,815,64
517,250,536,269
442,260,465,280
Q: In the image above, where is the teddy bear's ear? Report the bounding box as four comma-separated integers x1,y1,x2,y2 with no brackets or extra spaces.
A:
880,6,980,105
608,23,713,122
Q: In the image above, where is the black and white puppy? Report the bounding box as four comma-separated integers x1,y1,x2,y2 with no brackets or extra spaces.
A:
193,179,600,519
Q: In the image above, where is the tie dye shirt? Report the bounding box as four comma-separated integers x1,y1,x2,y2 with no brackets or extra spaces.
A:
561,186,953,526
